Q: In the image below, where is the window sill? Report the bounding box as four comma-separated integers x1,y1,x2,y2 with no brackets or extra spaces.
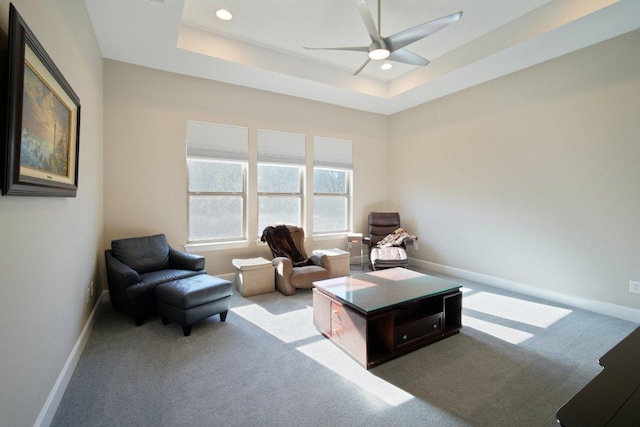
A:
312,232,348,241
184,240,250,253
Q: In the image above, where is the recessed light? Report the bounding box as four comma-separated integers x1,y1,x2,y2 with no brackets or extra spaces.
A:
216,9,233,21
381,63,392,70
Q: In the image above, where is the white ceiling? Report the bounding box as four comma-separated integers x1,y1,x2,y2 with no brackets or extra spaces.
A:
85,0,640,115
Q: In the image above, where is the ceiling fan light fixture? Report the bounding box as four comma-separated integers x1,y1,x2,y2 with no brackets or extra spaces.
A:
303,0,462,75
368,48,390,60
215,9,233,21
381,63,392,70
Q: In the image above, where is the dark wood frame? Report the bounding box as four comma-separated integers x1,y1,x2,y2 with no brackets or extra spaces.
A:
2,4,81,197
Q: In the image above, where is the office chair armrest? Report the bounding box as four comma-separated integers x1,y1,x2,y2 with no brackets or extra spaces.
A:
402,237,417,246
363,237,372,247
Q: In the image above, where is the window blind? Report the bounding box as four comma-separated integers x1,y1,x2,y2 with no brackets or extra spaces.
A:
313,136,353,169
257,129,305,165
186,121,248,161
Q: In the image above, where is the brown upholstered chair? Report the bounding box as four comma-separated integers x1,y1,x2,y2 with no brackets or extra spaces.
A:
364,212,416,270
263,225,331,295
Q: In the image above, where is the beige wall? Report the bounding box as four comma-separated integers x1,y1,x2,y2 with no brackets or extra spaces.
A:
104,60,389,274
389,29,640,311
104,29,640,311
0,1,103,426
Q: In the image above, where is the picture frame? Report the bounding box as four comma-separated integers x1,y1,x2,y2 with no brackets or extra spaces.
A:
2,4,81,197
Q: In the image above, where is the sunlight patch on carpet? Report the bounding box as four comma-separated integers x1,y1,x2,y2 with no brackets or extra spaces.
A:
297,340,415,407
232,301,415,408
464,292,572,328
231,303,317,343
463,315,534,345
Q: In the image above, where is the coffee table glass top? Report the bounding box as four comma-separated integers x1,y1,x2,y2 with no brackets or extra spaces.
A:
314,268,460,314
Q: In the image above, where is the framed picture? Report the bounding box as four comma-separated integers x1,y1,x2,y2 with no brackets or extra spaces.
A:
2,4,81,197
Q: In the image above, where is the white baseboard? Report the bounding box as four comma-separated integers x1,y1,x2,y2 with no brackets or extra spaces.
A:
35,290,109,427
410,258,640,324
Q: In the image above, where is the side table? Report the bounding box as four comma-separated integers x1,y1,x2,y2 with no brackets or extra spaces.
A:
231,257,275,297
347,232,364,270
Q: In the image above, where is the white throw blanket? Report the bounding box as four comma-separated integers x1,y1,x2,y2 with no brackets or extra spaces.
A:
376,228,417,248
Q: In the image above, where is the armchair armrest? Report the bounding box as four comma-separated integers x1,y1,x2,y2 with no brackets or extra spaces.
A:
105,250,140,287
272,257,296,296
311,253,343,278
169,248,205,271
310,253,329,270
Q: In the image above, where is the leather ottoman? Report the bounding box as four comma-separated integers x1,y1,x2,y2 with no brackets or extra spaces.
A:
156,275,233,336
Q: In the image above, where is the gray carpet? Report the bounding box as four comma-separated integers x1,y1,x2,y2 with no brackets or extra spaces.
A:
52,269,637,426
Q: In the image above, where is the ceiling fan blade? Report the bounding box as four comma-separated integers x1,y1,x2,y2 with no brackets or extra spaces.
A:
356,0,382,46
385,11,462,52
303,46,369,53
388,49,430,66
352,58,371,76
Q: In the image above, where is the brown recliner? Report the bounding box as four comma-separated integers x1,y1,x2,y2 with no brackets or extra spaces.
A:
364,212,416,270
262,225,331,295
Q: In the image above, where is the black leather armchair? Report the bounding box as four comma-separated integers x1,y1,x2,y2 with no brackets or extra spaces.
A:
105,234,206,325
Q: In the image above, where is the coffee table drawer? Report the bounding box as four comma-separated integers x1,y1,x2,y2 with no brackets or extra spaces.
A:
395,313,443,350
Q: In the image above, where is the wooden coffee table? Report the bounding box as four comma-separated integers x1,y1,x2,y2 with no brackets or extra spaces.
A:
313,268,462,369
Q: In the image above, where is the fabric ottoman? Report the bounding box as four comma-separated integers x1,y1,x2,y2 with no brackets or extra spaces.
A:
156,275,233,336
232,257,275,297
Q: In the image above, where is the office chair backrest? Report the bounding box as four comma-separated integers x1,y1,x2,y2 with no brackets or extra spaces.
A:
368,212,402,247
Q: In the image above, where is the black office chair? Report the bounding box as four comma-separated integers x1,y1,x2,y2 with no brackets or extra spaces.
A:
364,212,416,270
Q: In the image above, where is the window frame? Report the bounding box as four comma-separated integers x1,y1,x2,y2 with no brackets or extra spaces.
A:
312,166,352,235
184,122,355,250
256,161,304,237
187,157,248,243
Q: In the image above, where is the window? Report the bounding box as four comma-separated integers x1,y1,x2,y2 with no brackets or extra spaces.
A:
185,123,354,244
313,167,349,233
257,163,302,234
257,130,305,235
313,137,353,234
186,122,248,242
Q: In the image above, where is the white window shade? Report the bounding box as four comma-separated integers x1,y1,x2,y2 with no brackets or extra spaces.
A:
258,129,305,165
187,121,248,161
314,136,353,169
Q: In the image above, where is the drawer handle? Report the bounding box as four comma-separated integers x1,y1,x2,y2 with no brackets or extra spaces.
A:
402,335,408,340
332,309,339,315
433,324,438,329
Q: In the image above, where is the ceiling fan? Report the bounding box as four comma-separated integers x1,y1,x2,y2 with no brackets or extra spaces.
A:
304,0,462,76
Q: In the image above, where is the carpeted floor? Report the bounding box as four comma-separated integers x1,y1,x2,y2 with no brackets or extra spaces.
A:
52,268,637,426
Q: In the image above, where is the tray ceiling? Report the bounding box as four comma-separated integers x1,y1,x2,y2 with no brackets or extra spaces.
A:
85,0,640,114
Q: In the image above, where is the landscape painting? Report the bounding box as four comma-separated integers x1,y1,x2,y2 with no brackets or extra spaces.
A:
2,4,80,197
20,63,72,178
